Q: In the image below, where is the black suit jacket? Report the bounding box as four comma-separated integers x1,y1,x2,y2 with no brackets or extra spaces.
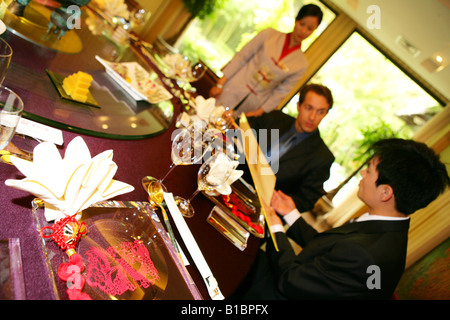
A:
243,111,334,212
238,218,410,300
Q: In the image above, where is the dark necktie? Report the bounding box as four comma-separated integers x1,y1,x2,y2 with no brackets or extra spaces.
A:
269,134,296,171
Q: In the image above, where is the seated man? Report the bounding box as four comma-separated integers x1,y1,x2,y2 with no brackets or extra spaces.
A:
233,138,449,299
240,83,334,213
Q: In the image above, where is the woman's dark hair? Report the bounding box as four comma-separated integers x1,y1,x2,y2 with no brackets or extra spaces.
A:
298,83,333,110
296,4,323,25
371,138,449,215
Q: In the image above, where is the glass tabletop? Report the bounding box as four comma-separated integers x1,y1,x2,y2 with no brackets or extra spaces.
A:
1,2,175,140
32,200,202,300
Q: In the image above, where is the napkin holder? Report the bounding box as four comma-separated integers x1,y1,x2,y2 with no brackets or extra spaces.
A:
207,206,250,251
203,179,265,238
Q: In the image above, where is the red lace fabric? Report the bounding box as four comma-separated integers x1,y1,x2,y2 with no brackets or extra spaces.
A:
85,239,160,297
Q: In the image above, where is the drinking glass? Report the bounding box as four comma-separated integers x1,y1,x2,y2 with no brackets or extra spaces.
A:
0,86,24,152
209,106,235,132
189,61,207,82
176,152,236,218
163,55,207,108
162,124,211,181
0,37,12,86
143,124,216,214
171,57,206,84
209,107,238,134
205,127,239,161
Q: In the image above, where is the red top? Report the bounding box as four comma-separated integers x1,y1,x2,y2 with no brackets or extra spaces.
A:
278,33,302,61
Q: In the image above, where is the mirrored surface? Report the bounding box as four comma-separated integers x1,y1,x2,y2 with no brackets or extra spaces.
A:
1,2,174,139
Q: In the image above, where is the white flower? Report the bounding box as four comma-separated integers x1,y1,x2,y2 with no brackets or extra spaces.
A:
193,96,217,121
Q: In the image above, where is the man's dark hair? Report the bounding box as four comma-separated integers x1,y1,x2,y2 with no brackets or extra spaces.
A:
298,83,334,110
371,138,449,215
296,4,323,25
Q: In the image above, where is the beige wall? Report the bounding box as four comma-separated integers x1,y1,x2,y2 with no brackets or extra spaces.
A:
405,104,450,268
136,0,191,44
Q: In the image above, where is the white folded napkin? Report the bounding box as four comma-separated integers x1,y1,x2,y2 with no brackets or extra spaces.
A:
163,53,191,80
5,136,134,221
192,96,217,121
206,153,242,195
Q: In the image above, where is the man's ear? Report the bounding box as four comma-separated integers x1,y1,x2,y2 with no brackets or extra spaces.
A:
379,184,394,202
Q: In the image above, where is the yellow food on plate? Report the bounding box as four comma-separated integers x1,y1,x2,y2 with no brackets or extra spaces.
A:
62,71,93,103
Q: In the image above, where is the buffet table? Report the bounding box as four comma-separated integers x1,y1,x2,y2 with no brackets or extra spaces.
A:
0,2,261,300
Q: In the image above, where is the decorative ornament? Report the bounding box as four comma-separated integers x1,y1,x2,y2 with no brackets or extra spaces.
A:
40,214,91,300
85,239,160,296
222,194,264,235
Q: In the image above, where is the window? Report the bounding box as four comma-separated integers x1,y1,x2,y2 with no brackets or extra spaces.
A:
175,0,336,76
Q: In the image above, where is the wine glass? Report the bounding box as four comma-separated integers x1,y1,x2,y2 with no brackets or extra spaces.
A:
164,123,211,179
208,106,235,132
0,38,12,86
0,86,24,155
177,58,207,86
171,57,206,84
189,61,207,82
176,152,237,218
204,127,239,161
142,123,214,210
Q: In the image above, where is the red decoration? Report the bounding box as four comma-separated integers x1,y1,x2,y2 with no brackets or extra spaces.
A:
40,214,91,300
222,195,264,235
85,239,160,296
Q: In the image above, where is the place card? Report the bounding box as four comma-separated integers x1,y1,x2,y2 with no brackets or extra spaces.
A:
16,118,64,146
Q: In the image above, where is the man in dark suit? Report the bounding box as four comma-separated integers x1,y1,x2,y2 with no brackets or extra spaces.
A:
242,83,334,212
233,138,449,299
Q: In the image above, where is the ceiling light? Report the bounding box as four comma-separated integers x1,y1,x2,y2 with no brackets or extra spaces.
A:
421,46,450,73
421,54,448,73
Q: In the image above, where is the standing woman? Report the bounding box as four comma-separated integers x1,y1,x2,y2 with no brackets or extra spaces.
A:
210,4,323,117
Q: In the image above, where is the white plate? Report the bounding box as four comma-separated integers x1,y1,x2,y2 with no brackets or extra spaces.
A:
95,56,172,104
